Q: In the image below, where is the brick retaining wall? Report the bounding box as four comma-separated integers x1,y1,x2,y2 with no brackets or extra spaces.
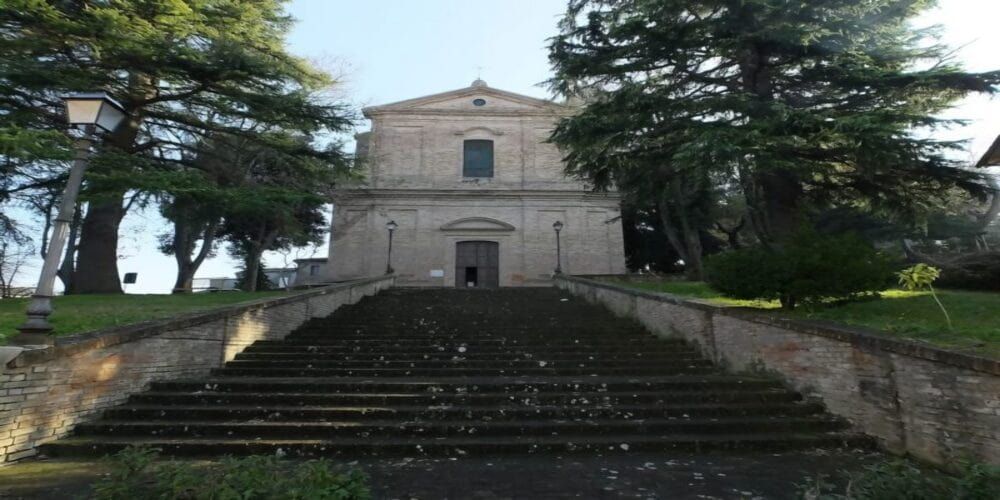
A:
556,275,1000,466
0,275,395,464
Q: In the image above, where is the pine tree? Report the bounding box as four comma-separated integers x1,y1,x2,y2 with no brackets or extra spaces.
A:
548,0,1000,256
0,0,354,293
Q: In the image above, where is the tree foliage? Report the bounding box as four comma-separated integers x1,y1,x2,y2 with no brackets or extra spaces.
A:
201,133,336,292
705,228,896,309
548,0,1000,276
0,0,355,293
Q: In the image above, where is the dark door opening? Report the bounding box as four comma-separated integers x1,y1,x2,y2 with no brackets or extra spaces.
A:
464,267,478,287
456,241,499,288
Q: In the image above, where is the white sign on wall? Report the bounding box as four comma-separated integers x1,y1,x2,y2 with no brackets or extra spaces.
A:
429,269,445,278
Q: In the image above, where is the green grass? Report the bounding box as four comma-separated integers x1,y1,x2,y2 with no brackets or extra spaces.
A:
0,292,286,345
607,279,1000,358
610,279,782,308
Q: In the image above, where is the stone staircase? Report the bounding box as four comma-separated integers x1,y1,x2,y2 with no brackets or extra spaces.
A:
42,288,868,457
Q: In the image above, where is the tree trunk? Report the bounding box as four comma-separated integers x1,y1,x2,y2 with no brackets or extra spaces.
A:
242,249,263,292
57,202,83,293
670,180,705,280
716,217,745,249
657,194,704,280
681,230,704,281
171,219,218,293
72,197,125,294
756,169,803,244
172,261,196,294
657,197,689,262
736,34,805,245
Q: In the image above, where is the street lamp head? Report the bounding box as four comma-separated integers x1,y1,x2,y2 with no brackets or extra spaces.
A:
62,92,126,133
386,220,398,232
553,220,564,232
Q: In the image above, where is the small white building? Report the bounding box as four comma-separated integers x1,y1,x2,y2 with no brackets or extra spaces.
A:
323,80,626,287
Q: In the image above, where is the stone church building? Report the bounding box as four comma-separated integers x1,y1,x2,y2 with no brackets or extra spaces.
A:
320,79,626,287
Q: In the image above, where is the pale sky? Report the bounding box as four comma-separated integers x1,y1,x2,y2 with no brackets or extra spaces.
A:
8,0,1000,293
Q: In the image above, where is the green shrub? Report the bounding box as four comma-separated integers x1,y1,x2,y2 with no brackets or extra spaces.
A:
93,446,371,500
799,458,1000,499
705,228,895,309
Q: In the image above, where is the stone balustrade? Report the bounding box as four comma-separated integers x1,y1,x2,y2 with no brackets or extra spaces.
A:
555,274,1000,466
0,275,395,464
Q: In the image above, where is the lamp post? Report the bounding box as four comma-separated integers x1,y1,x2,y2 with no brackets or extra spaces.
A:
13,93,126,345
385,220,398,275
553,220,564,275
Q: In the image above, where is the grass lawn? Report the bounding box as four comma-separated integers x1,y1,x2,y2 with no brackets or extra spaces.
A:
609,279,1000,358
0,291,286,345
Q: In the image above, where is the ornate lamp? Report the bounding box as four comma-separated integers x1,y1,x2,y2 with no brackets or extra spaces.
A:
553,220,564,275
385,220,398,275
13,92,126,344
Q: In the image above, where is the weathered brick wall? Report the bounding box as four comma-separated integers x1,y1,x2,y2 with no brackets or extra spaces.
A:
556,275,1000,466
0,276,394,464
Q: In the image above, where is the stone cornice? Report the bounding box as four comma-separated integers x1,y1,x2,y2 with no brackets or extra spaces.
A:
331,188,622,203
365,108,572,119
440,217,517,232
363,85,570,118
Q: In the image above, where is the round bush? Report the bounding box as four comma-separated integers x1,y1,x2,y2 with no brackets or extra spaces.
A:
705,229,896,309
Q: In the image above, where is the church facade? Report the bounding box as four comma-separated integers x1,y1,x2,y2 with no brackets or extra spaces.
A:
323,80,626,287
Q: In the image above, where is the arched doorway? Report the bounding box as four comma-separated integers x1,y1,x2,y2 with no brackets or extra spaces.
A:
455,241,499,288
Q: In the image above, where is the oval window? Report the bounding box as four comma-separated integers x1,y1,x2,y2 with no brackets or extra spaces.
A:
473,98,486,106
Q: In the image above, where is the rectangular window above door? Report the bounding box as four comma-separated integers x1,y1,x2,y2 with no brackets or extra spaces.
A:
463,139,494,178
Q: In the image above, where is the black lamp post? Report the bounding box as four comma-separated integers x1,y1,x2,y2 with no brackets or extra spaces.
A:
385,220,398,274
553,220,564,275
13,92,126,345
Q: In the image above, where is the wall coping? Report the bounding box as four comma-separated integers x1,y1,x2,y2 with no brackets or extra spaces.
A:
5,275,394,369
557,274,1000,376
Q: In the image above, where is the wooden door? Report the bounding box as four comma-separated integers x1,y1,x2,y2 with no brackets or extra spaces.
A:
455,241,499,288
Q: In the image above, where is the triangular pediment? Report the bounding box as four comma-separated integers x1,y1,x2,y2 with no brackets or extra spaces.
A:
440,217,516,232
364,80,568,116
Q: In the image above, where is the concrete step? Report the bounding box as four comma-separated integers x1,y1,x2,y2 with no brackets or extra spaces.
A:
44,287,867,459
253,338,687,347
209,365,719,377
99,402,826,422
239,345,695,355
128,389,804,407
76,416,847,440
42,432,872,458
221,359,715,370
232,352,704,362
150,376,787,394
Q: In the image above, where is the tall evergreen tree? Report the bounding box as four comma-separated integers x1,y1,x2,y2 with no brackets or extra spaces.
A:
211,132,335,292
0,0,354,293
548,0,1000,255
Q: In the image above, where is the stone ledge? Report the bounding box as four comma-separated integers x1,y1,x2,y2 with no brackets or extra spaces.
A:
556,274,1000,376
5,275,394,369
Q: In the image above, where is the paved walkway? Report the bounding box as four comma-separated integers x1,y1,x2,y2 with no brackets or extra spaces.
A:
0,449,878,499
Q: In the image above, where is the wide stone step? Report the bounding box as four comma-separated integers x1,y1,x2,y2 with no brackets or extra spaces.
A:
209,365,718,377
291,322,653,337
128,389,804,407
99,402,825,422
43,287,866,460
221,359,715,370
256,338,685,347
232,352,704,362
76,416,847,440
151,376,785,394
240,345,694,355
42,432,872,458
286,333,655,341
